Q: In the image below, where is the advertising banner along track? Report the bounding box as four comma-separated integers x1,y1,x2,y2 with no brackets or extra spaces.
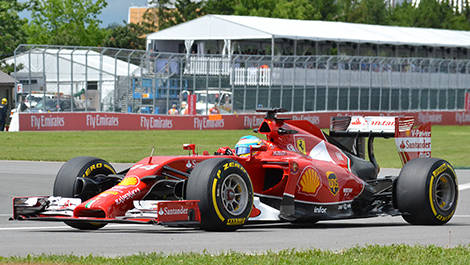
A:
15,111,470,131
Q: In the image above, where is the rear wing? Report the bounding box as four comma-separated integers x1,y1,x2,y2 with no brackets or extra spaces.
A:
330,116,413,137
330,116,431,165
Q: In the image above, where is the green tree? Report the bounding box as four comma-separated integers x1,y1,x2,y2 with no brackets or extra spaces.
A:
272,0,338,21
337,0,389,25
143,0,174,32
0,0,29,58
233,0,278,17
26,0,108,46
202,0,236,15
173,0,203,24
388,1,417,27
144,0,204,32
102,22,147,50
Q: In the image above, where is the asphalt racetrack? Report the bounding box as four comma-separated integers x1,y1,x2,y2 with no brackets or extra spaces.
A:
1,160,470,257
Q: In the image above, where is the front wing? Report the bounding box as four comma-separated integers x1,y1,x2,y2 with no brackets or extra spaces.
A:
11,196,282,227
11,196,201,226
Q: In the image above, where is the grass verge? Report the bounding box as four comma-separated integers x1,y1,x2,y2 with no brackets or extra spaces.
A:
1,245,470,264
0,126,468,168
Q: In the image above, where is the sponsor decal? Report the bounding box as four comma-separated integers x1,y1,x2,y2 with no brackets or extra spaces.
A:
222,161,247,174
118,176,140,186
273,151,287,156
30,115,65,129
432,163,448,177
348,116,395,133
327,171,339,196
313,206,327,214
81,163,102,178
395,123,432,161
58,199,73,210
456,112,470,123
418,113,442,123
298,167,321,196
335,152,344,161
194,117,225,130
296,138,307,154
227,217,246,226
115,188,141,205
290,161,299,175
343,188,353,195
243,116,264,128
291,115,320,125
158,206,189,216
140,116,173,129
287,144,296,152
185,160,197,168
86,114,119,128
338,203,352,211
130,164,159,171
351,117,362,125
397,138,431,152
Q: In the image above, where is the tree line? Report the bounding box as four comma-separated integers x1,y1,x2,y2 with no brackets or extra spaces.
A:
2,0,470,62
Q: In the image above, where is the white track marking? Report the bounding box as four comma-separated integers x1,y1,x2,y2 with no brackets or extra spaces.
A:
0,224,147,231
458,182,470,191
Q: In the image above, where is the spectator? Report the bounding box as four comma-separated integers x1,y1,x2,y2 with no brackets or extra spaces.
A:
0,98,8,131
209,104,220,114
168,104,179,115
180,101,188,115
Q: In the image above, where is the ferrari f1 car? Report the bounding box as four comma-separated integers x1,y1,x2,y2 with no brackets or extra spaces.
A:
11,109,458,231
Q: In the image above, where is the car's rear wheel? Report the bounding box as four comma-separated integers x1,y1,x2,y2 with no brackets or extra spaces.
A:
53,156,116,230
186,158,253,231
396,158,458,225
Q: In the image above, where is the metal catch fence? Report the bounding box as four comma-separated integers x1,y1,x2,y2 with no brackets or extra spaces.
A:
9,44,470,114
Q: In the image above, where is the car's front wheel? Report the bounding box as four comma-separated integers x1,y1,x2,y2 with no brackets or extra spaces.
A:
53,156,116,230
186,158,253,231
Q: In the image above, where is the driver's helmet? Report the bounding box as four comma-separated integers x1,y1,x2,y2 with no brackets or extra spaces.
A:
235,135,263,156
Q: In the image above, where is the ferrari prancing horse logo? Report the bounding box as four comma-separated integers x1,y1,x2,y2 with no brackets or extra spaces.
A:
296,139,307,155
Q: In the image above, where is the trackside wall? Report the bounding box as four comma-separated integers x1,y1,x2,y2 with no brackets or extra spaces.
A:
15,111,470,131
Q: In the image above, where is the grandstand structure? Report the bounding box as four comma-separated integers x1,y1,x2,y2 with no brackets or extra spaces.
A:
9,15,470,114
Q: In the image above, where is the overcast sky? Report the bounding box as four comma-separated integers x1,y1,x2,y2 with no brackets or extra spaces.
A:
19,0,149,27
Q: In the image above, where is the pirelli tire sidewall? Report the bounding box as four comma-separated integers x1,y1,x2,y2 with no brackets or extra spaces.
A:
53,156,116,199
396,158,458,225
187,158,253,231
53,156,116,230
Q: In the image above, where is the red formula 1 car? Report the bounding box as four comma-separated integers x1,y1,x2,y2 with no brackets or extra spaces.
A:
11,109,458,231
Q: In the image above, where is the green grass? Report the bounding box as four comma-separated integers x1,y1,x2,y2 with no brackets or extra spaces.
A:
0,126,469,168
1,245,470,264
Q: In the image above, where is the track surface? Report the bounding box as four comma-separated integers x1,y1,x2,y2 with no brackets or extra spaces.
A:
1,160,470,257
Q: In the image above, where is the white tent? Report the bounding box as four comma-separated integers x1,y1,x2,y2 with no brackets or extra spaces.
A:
7,48,142,83
5,48,143,111
147,14,470,55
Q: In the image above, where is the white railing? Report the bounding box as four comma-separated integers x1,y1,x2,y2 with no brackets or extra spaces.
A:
231,67,271,86
184,56,230,75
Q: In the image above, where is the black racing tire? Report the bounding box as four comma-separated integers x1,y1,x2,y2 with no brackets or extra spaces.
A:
186,158,253,231
53,156,116,230
396,158,458,225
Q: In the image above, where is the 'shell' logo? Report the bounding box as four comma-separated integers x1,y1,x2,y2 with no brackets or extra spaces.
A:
400,141,406,149
351,118,361,125
327,171,339,196
298,168,321,196
118,176,140,186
